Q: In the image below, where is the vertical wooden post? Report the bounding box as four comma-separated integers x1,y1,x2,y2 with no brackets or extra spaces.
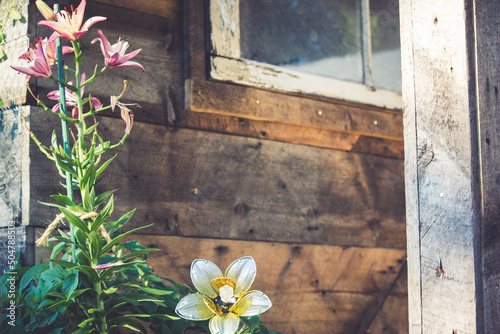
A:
402,0,500,332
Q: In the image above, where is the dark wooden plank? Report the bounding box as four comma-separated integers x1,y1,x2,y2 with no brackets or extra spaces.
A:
32,233,406,334
94,0,181,20
27,106,406,249
184,0,404,156
474,2,500,332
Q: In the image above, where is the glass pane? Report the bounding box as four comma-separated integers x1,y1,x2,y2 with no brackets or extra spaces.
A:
240,0,362,84
370,0,401,93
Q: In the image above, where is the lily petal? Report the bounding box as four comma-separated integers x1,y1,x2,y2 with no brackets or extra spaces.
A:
225,256,256,296
191,259,223,298
233,290,272,317
175,293,215,321
209,313,240,334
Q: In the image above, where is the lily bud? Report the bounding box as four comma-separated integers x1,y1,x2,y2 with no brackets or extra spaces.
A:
36,0,57,21
72,107,79,119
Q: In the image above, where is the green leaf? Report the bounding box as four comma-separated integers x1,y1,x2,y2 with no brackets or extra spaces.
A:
50,194,77,207
95,189,117,207
67,288,93,300
84,123,97,135
19,264,48,291
62,273,79,298
88,231,101,259
72,265,99,283
91,195,114,232
59,207,90,233
49,259,78,269
9,9,22,20
115,248,159,262
74,228,87,248
51,130,58,152
101,286,118,295
95,154,116,180
76,249,92,266
108,209,137,235
55,155,78,177
40,266,68,283
101,224,153,254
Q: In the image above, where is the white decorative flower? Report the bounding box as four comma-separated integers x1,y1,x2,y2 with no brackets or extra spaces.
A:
175,256,272,334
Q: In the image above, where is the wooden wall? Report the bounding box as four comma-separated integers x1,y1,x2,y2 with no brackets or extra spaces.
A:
26,0,408,332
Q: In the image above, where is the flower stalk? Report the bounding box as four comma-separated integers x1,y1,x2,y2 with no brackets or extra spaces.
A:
54,3,76,263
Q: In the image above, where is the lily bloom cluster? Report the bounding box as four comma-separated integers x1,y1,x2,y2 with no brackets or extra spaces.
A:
11,0,144,134
176,256,272,334
11,0,144,79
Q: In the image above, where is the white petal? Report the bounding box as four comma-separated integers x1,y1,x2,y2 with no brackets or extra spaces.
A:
175,293,215,320
225,256,256,296
234,290,272,317
191,259,223,298
209,313,240,334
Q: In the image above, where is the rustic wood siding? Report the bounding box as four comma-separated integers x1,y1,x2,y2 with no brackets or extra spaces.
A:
23,0,408,332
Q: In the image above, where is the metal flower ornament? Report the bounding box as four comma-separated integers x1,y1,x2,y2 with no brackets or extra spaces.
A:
176,256,272,334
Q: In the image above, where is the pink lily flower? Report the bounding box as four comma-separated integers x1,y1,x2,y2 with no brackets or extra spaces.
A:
38,0,106,41
11,38,54,80
19,34,73,66
47,74,101,113
93,261,124,270
91,29,145,72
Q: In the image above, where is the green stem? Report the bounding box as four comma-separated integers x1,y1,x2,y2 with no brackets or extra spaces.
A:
94,279,108,333
54,3,76,263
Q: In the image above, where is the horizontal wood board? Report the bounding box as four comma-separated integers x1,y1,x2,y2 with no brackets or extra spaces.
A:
32,231,408,333
27,106,406,249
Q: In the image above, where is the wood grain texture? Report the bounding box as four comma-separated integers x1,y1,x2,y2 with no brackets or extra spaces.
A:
27,106,406,249
399,0,421,332
473,2,500,332
401,0,483,332
184,0,404,157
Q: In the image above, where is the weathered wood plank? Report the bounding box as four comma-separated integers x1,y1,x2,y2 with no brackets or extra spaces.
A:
400,0,421,332
184,0,404,156
94,0,181,20
180,110,404,158
27,106,406,249
401,0,484,332
34,232,406,333
473,2,500,332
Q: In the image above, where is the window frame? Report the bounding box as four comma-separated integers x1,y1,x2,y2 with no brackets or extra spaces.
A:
183,0,404,159
208,0,402,110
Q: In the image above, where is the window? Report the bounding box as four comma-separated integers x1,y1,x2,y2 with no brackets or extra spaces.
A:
184,0,403,159
209,0,402,109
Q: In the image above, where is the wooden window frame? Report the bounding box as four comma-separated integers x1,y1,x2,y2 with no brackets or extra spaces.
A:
209,0,402,109
183,0,403,159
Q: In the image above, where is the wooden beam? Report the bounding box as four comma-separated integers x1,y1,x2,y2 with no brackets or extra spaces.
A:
401,0,500,332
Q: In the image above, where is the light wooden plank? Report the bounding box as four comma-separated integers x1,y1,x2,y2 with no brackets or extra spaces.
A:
400,0,422,332
27,106,406,249
209,0,241,58
401,0,484,332
210,55,403,110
